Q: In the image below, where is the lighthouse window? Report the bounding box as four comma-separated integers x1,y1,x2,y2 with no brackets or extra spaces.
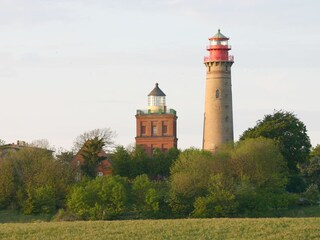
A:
216,89,220,98
152,126,157,136
141,126,146,135
163,125,168,135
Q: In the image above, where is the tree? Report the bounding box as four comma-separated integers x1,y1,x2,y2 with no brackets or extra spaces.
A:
131,174,160,215
149,148,180,178
73,128,116,152
241,110,311,171
111,146,132,177
0,139,5,146
67,176,128,220
169,138,290,217
229,138,292,216
112,146,179,179
310,144,320,158
169,148,218,215
170,149,216,199
129,145,149,179
301,156,320,188
56,150,74,164
240,110,311,192
192,174,238,218
230,137,288,190
0,148,74,213
80,137,105,178
30,139,54,151
0,160,15,208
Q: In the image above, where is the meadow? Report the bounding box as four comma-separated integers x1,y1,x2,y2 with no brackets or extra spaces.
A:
1,217,320,240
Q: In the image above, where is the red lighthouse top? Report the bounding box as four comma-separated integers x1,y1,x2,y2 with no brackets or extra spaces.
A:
204,29,234,63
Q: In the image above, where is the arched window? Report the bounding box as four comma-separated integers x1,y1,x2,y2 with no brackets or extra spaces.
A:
216,89,220,98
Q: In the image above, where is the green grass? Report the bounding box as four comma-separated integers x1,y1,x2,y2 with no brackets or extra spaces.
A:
1,206,320,239
1,218,320,239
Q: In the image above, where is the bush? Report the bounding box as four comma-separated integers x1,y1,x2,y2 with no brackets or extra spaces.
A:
52,209,82,221
23,185,56,215
192,174,238,218
302,184,320,205
67,176,128,220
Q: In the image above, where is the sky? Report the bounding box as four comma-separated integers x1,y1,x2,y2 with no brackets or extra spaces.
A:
1,0,320,151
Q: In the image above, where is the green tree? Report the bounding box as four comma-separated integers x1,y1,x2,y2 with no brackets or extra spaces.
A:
169,148,218,215
0,160,15,208
131,174,160,216
80,137,105,178
240,110,311,192
310,144,320,158
130,145,149,178
67,176,128,220
169,138,289,217
56,151,74,164
0,148,73,213
149,148,180,178
301,156,320,188
302,184,320,205
23,185,56,214
230,137,288,189
111,146,132,177
192,174,238,218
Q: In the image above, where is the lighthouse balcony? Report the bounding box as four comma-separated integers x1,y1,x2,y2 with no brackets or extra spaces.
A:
204,55,234,63
136,109,176,115
206,45,231,51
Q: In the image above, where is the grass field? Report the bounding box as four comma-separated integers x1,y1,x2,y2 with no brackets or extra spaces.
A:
1,218,320,240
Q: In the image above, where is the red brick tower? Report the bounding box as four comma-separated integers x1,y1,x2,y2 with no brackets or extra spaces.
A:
135,83,178,156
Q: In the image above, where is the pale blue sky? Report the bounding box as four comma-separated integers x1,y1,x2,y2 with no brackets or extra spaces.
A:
1,0,320,150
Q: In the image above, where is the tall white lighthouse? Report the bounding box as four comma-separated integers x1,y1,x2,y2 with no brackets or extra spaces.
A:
203,29,234,152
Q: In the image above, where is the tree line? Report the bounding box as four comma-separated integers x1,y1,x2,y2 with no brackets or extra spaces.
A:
0,110,320,220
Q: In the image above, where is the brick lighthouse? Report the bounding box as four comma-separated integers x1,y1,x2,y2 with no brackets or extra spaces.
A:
136,83,177,156
203,29,234,152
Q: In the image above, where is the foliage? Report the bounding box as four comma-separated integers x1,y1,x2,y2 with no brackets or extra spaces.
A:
73,128,116,152
112,146,179,179
301,156,320,188
302,184,320,205
23,185,56,214
170,149,215,199
56,151,74,164
310,144,320,158
192,174,238,218
169,148,216,215
80,137,106,178
0,148,74,213
240,111,311,169
52,209,82,222
230,137,288,189
170,138,290,217
149,148,180,178
131,174,160,216
0,160,15,208
130,145,150,178
111,146,132,177
67,176,128,220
